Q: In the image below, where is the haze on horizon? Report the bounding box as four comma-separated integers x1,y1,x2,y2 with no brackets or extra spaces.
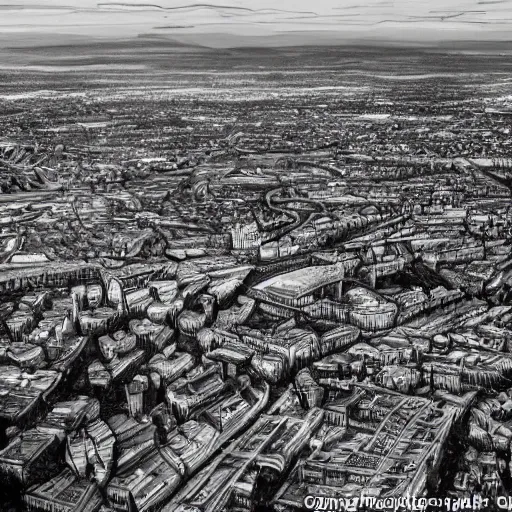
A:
1,0,512,49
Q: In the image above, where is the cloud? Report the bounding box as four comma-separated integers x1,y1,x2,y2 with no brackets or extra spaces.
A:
0,0,510,46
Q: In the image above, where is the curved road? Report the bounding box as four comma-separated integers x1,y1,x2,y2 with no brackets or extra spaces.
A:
260,188,326,243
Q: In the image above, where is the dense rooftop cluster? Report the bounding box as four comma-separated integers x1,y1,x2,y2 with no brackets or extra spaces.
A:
1,45,512,511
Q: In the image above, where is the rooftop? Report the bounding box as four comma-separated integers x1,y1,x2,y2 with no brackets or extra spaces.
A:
253,263,345,300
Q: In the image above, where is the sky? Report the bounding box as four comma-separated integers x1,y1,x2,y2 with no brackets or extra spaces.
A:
2,0,512,48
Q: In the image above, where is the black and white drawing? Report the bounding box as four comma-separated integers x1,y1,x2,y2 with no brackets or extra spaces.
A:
1,1,512,511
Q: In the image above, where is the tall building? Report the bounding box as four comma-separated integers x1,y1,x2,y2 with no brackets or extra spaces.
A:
231,222,261,250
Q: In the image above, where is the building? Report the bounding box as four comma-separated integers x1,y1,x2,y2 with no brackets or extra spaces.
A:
273,384,471,510
252,263,347,309
231,222,261,250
